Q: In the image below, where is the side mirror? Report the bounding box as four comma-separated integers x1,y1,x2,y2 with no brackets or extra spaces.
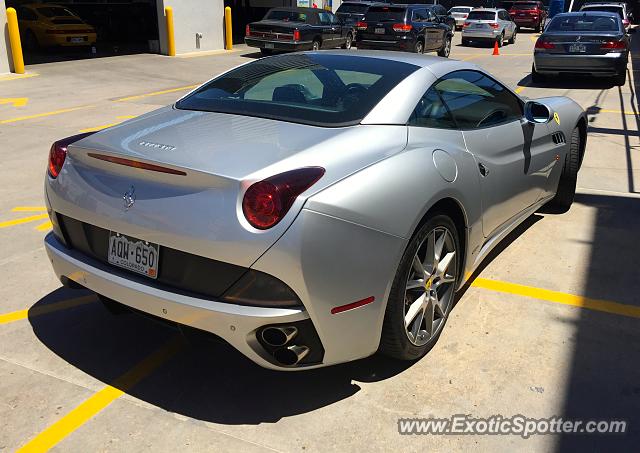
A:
524,101,553,124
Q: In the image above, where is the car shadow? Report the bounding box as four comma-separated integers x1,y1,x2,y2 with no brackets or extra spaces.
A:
28,287,414,425
517,73,617,90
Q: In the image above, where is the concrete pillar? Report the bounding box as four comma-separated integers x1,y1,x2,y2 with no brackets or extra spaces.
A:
1,3,12,74
157,0,225,55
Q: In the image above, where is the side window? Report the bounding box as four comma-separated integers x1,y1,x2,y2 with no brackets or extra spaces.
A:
318,12,331,25
435,70,523,129
413,9,427,22
436,5,447,16
329,12,340,24
408,87,457,129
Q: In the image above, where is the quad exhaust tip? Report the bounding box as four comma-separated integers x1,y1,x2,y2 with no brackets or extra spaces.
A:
273,345,310,366
261,326,298,347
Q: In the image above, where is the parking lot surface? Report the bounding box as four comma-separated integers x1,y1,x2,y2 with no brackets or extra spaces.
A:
1,35,639,452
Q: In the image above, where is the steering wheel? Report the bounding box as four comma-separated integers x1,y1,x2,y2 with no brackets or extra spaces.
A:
477,109,507,128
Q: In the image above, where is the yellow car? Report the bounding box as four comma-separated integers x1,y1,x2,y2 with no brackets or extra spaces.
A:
16,4,97,49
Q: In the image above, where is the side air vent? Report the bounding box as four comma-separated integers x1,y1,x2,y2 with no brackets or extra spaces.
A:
552,132,566,145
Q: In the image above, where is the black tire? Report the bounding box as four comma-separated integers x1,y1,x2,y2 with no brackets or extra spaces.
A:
312,39,321,51
414,39,424,54
461,37,470,46
260,48,272,56
379,214,460,361
531,64,544,83
509,28,517,44
437,36,451,57
535,23,541,33
497,33,504,47
341,33,353,49
615,70,627,86
545,127,580,213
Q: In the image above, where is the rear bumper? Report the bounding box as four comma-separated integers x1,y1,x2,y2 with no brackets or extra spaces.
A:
245,37,312,51
512,18,540,27
461,29,501,39
45,232,310,370
356,36,416,51
41,33,96,47
534,52,628,75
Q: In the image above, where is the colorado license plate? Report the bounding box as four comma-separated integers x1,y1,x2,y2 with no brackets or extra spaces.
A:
375,27,385,34
569,43,586,53
108,232,159,279
264,42,274,49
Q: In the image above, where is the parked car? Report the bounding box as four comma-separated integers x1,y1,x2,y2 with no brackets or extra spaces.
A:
15,3,96,50
461,8,517,47
356,4,453,56
509,1,547,32
579,2,631,32
335,1,376,26
449,6,474,30
532,11,629,85
245,7,353,55
43,51,588,370
425,3,457,34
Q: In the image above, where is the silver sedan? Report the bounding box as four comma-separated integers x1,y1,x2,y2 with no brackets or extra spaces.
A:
43,51,587,370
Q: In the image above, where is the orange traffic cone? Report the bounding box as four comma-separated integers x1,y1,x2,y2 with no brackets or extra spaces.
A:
492,40,500,55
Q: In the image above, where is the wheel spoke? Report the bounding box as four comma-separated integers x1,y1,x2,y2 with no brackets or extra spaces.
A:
437,251,456,277
406,279,425,290
413,255,426,276
434,230,446,264
411,306,425,340
423,298,435,337
404,293,426,328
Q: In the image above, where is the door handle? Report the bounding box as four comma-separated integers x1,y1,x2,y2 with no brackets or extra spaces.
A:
478,163,489,177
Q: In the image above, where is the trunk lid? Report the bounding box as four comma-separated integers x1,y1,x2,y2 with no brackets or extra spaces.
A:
54,107,408,268
540,32,625,55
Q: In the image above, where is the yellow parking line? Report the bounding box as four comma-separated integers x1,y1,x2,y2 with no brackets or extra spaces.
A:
0,105,94,125
0,213,49,229
0,73,39,82
0,295,96,325
17,336,184,453
35,220,53,231
12,206,47,212
115,85,199,102
79,115,137,133
472,278,640,319
589,109,638,116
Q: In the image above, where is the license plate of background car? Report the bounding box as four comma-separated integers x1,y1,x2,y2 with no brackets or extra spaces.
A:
264,43,275,49
108,232,159,279
375,27,385,34
569,44,586,53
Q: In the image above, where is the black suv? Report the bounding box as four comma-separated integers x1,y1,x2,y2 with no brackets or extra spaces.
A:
336,0,389,26
355,4,453,56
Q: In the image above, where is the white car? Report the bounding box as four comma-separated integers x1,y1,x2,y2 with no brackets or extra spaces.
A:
462,8,517,47
449,6,474,30
579,2,631,32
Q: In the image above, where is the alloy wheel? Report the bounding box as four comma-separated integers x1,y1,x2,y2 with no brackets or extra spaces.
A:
403,227,457,346
415,41,424,54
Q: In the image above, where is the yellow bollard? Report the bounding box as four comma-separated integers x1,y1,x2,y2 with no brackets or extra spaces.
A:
225,7,233,50
165,6,176,56
6,8,25,74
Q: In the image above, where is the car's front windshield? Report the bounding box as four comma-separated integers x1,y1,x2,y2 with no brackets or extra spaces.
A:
176,54,419,127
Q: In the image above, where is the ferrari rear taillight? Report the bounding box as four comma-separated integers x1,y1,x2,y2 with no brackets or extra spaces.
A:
293,29,301,41
601,40,626,51
245,24,251,36
393,23,412,32
535,39,555,50
355,21,367,30
48,132,94,179
242,167,325,230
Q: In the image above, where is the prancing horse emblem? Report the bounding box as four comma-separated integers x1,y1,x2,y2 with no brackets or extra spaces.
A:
123,186,136,210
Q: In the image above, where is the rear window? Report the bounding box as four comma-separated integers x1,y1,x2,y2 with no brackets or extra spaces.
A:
450,7,471,13
512,3,538,9
547,14,620,31
580,6,624,18
37,7,74,17
176,54,418,127
365,6,406,22
265,9,309,22
467,11,497,20
337,3,369,14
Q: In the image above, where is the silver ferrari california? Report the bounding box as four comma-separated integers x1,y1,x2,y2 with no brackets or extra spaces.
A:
44,51,587,370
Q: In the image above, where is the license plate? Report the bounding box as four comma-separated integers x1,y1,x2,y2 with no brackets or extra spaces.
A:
569,43,586,53
375,27,385,34
70,37,85,43
108,232,159,279
518,13,526,16
264,42,274,49
474,23,484,28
